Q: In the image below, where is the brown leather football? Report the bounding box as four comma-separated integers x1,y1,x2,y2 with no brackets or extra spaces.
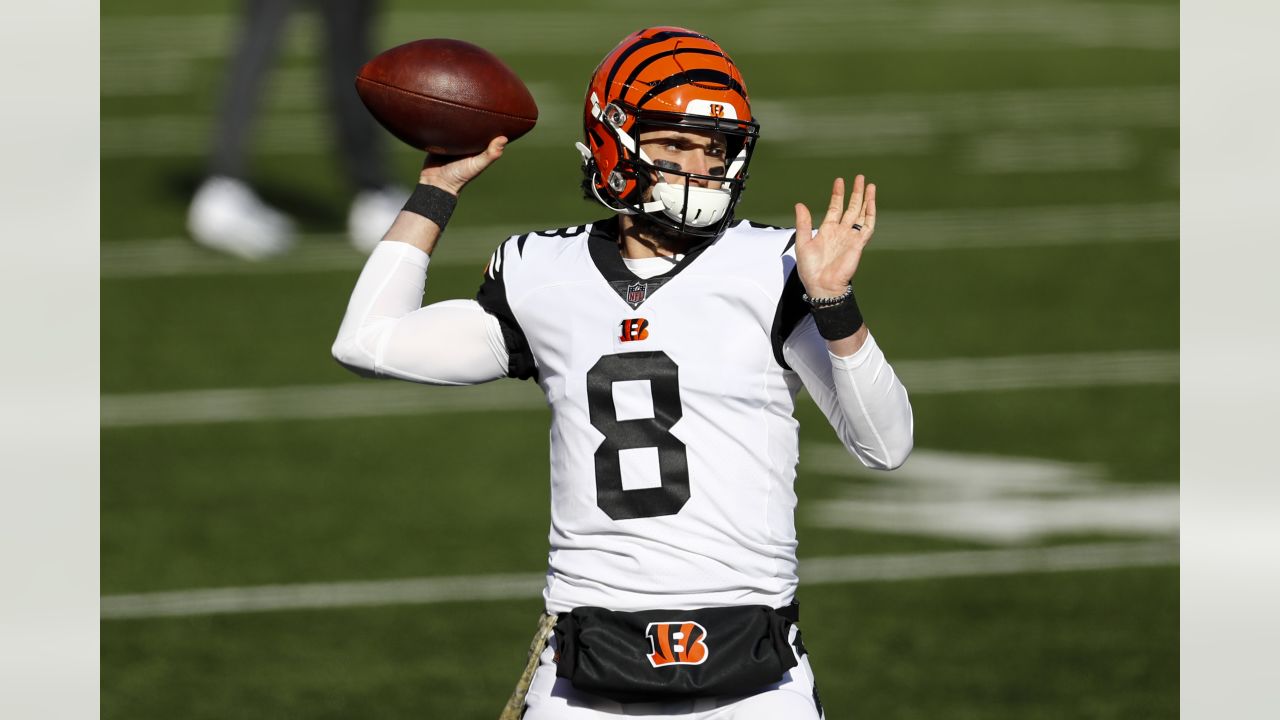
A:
355,39,539,155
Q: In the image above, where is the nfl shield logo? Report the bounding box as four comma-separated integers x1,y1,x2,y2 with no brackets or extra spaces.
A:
626,282,648,306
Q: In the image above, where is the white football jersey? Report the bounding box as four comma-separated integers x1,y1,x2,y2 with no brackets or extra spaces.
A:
476,217,817,613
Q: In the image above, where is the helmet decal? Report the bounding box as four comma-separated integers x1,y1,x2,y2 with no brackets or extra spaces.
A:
685,99,738,120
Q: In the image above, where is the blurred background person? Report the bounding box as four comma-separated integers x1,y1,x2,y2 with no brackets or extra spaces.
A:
187,0,406,260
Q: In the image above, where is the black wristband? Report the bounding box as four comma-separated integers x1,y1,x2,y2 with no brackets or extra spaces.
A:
809,293,864,341
403,184,458,230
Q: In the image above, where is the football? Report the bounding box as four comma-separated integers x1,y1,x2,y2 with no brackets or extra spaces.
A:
355,38,539,155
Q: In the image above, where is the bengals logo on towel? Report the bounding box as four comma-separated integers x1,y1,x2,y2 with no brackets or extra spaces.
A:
645,621,709,667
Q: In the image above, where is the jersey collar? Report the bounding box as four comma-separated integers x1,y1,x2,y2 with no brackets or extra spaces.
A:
586,216,718,309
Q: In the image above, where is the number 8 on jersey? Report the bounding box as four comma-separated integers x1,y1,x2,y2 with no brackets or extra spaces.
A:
586,351,690,520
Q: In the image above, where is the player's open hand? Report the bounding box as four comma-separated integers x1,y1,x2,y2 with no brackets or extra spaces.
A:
794,175,877,298
419,135,508,195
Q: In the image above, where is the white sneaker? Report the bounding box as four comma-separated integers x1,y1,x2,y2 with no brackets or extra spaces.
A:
187,176,296,261
348,186,410,254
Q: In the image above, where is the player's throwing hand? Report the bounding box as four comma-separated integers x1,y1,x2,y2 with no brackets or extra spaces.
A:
419,135,509,196
794,175,877,299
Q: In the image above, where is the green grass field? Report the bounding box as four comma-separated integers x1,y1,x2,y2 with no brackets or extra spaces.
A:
101,0,1179,717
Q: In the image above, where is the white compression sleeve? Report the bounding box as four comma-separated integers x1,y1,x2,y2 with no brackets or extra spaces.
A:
782,317,914,470
331,241,510,385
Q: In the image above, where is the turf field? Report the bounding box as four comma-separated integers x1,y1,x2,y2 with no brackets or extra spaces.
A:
101,0,1179,717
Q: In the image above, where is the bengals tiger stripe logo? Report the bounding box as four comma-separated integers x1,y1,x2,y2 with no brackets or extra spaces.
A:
619,318,650,342
645,621,709,667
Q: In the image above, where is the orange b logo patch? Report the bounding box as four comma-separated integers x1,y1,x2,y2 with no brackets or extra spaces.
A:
709,103,725,118
619,318,650,342
646,621,709,667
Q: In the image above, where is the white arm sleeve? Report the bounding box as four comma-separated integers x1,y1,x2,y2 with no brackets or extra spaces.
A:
782,317,914,470
331,241,510,385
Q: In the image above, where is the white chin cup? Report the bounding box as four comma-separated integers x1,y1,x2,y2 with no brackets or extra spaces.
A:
646,182,731,228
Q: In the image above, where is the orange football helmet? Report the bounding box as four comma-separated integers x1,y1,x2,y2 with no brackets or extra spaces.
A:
576,27,760,238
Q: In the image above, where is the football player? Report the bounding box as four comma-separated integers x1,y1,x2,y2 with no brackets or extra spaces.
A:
333,27,913,719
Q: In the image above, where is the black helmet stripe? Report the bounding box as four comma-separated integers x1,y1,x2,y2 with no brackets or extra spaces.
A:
622,48,727,92
635,69,745,109
603,30,707,96
587,125,608,148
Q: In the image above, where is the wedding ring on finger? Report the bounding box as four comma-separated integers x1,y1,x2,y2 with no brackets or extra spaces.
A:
851,223,863,231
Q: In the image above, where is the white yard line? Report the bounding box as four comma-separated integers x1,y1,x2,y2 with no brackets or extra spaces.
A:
756,86,1176,155
100,350,1176,429
101,573,548,620
101,201,1176,279
100,540,1178,620
100,229,513,279
100,85,1176,158
100,381,549,428
964,131,1142,174
804,447,1179,544
895,350,1179,393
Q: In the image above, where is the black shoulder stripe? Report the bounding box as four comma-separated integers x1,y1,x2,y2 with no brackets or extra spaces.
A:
476,238,538,381
533,225,588,239
511,224,589,259
783,232,797,255
770,260,810,370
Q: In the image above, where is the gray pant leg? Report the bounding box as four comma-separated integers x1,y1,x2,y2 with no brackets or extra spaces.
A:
316,0,388,192
208,0,296,179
